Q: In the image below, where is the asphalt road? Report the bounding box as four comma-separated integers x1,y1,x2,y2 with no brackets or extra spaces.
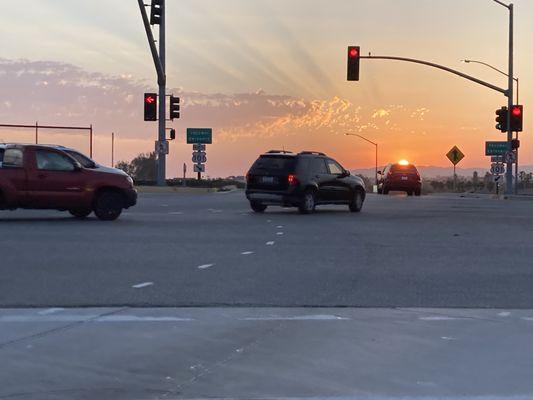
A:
1,191,533,308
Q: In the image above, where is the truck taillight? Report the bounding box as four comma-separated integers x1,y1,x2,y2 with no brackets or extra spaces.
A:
288,174,298,186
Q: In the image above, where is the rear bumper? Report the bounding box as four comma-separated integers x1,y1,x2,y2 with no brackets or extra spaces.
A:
124,188,138,208
246,190,302,206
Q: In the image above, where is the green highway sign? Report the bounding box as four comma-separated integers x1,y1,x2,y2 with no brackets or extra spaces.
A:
187,128,212,144
485,141,508,156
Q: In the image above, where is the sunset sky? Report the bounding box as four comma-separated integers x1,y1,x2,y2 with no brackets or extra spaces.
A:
1,0,532,178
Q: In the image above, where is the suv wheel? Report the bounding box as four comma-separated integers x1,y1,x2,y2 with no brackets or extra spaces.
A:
383,187,389,195
69,209,92,219
250,201,267,213
414,189,421,196
0,191,5,210
299,190,316,214
94,191,123,221
349,190,364,212
407,191,413,196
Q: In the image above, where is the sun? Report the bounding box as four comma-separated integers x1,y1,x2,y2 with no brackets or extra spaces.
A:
398,159,410,166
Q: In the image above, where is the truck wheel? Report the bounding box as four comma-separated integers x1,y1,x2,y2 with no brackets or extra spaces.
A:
0,191,5,210
250,201,267,213
69,209,92,219
349,189,364,212
414,189,421,196
94,191,123,221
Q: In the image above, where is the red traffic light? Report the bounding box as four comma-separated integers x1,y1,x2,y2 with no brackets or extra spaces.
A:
512,106,522,117
145,95,155,104
348,47,359,58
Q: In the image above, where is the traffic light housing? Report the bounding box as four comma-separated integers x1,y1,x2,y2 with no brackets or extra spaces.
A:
510,105,523,132
170,95,180,120
347,46,360,81
169,128,176,140
150,0,162,25
144,93,157,121
495,106,507,132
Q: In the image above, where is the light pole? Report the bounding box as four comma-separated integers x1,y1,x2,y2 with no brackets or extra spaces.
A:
462,58,520,194
345,133,378,189
111,132,115,167
491,0,514,195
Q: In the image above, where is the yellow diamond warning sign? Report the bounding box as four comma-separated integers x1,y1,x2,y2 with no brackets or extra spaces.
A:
446,146,465,166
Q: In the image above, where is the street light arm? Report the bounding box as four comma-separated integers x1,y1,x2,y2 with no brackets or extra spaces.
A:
492,0,511,9
361,55,508,96
345,133,377,146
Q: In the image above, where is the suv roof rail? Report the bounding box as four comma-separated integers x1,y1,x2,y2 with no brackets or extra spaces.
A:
298,151,326,156
265,150,293,154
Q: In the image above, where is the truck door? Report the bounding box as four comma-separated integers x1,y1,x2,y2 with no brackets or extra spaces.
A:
26,149,85,209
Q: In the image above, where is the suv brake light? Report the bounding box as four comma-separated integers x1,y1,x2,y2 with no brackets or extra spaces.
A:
288,174,299,186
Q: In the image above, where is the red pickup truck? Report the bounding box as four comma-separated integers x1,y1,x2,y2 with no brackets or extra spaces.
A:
0,144,137,220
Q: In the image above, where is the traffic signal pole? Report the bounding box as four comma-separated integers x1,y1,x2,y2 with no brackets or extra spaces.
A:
138,0,166,186
505,3,514,195
157,0,166,186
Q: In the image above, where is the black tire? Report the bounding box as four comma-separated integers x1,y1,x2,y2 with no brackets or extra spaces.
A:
349,189,364,212
250,201,267,213
383,188,389,195
298,190,316,214
93,191,124,221
407,191,413,196
377,188,383,195
0,191,5,210
69,209,92,219
414,189,421,196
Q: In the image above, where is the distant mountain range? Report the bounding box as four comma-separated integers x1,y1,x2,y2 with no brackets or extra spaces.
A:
351,165,533,179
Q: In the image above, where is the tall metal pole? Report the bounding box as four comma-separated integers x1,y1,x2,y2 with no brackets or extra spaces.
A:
515,77,519,194
505,3,514,195
375,143,378,189
89,124,93,158
111,132,115,167
35,121,38,144
157,0,166,186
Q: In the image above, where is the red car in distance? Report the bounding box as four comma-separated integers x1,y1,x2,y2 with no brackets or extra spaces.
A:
378,161,422,196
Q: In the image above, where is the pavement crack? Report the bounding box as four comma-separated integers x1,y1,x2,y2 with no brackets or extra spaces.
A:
0,307,129,350
172,321,286,393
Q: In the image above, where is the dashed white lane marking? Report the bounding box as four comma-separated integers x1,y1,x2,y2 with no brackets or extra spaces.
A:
161,204,169,207
132,282,154,289
242,314,349,321
276,225,284,228
266,241,275,246
276,232,284,236
498,311,511,317
267,219,272,223
169,211,183,215
419,316,463,321
208,208,222,213
441,336,457,341
197,264,214,270
241,251,254,255
38,308,64,315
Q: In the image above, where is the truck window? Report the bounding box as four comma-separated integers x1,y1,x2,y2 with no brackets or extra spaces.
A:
36,150,75,172
0,149,4,167
2,149,23,167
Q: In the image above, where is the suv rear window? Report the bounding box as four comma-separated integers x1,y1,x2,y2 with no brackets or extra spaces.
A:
250,156,296,173
0,149,4,165
391,164,418,173
2,148,23,167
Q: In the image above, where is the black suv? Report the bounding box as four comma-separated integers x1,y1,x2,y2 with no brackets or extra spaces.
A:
245,150,366,214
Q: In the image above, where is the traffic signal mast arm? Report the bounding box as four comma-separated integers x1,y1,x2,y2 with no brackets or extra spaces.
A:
137,0,165,85
359,55,508,96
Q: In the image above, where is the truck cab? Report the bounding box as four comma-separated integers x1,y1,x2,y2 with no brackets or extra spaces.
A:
0,144,137,220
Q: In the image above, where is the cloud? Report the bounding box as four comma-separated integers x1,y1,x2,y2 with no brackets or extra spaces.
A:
0,59,431,145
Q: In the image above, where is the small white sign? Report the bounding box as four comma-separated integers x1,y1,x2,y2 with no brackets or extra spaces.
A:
194,164,205,173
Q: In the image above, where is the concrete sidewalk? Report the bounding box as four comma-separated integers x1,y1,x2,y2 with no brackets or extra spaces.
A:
1,307,533,400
